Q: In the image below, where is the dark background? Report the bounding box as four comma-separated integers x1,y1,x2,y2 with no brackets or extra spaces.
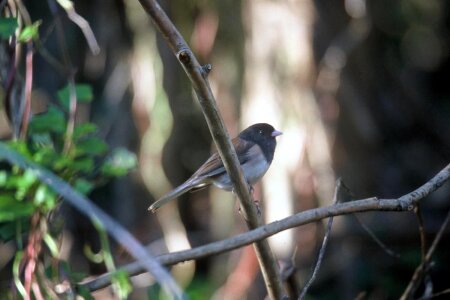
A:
1,0,449,299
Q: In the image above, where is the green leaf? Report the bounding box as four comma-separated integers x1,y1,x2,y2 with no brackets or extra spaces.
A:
101,148,137,177
0,171,7,186
71,157,94,172
112,270,132,299
6,141,32,159
77,286,94,300
33,184,57,212
57,84,94,111
75,137,108,156
73,123,98,140
74,178,94,194
0,18,18,38
29,106,66,134
14,170,37,200
0,219,30,242
0,196,35,221
18,20,42,42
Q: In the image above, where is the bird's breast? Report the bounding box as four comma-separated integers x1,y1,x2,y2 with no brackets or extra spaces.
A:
241,151,270,184
212,150,270,191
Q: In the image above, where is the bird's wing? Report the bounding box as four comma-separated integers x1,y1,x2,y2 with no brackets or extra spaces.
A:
191,137,255,179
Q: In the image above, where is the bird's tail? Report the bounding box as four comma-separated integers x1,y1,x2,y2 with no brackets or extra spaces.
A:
148,180,196,213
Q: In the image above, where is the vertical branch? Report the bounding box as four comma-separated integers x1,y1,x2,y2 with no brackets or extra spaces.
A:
136,0,284,298
19,43,33,139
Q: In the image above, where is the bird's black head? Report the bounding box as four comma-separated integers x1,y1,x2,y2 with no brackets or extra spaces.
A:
239,123,282,163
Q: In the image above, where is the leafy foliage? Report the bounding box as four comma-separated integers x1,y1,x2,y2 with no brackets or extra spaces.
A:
0,83,137,298
57,83,94,111
0,17,18,38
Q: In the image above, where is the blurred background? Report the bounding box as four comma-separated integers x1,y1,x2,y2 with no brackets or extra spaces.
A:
1,0,450,299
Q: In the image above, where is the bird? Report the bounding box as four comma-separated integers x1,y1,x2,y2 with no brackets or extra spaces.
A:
149,123,282,212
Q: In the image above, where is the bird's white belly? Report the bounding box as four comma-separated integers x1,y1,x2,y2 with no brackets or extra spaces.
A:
212,151,269,190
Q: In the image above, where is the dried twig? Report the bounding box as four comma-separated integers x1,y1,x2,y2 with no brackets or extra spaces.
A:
79,163,450,292
137,0,284,298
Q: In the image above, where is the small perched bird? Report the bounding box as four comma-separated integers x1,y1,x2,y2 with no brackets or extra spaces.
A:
149,123,282,212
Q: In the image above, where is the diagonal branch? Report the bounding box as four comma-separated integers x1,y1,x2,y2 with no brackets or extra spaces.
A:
0,143,184,299
136,0,284,298
79,163,450,292
299,179,341,299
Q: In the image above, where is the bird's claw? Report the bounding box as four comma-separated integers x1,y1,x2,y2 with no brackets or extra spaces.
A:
253,199,261,216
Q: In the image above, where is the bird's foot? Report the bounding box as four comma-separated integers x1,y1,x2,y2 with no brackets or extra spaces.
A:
237,199,261,217
253,199,261,216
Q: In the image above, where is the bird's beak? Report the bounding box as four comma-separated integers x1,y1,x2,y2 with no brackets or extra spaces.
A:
271,130,283,137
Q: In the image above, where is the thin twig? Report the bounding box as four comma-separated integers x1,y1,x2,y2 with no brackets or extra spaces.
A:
415,204,427,261
137,0,284,298
355,215,401,258
299,179,341,300
0,143,184,299
417,288,450,300
400,209,450,300
79,163,450,292
55,0,100,55
19,43,33,139
47,0,77,153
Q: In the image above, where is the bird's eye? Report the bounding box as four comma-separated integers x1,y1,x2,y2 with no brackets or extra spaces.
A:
259,130,263,135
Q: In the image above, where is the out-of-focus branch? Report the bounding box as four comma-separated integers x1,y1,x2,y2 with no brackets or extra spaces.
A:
56,0,100,55
299,180,341,299
136,0,284,298
0,143,184,299
400,208,450,300
355,215,401,258
80,163,450,292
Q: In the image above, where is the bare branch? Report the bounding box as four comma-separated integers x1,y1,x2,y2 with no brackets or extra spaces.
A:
55,0,100,55
0,143,184,299
400,208,450,300
355,215,401,258
79,163,450,292
137,0,284,298
299,180,341,299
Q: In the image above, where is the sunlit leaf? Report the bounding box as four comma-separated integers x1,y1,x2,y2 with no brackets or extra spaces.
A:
32,184,57,212
14,170,37,200
18,20,42,42
112,270,132,299
101,148,137,177
74,178,94,194
0,171,7,186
